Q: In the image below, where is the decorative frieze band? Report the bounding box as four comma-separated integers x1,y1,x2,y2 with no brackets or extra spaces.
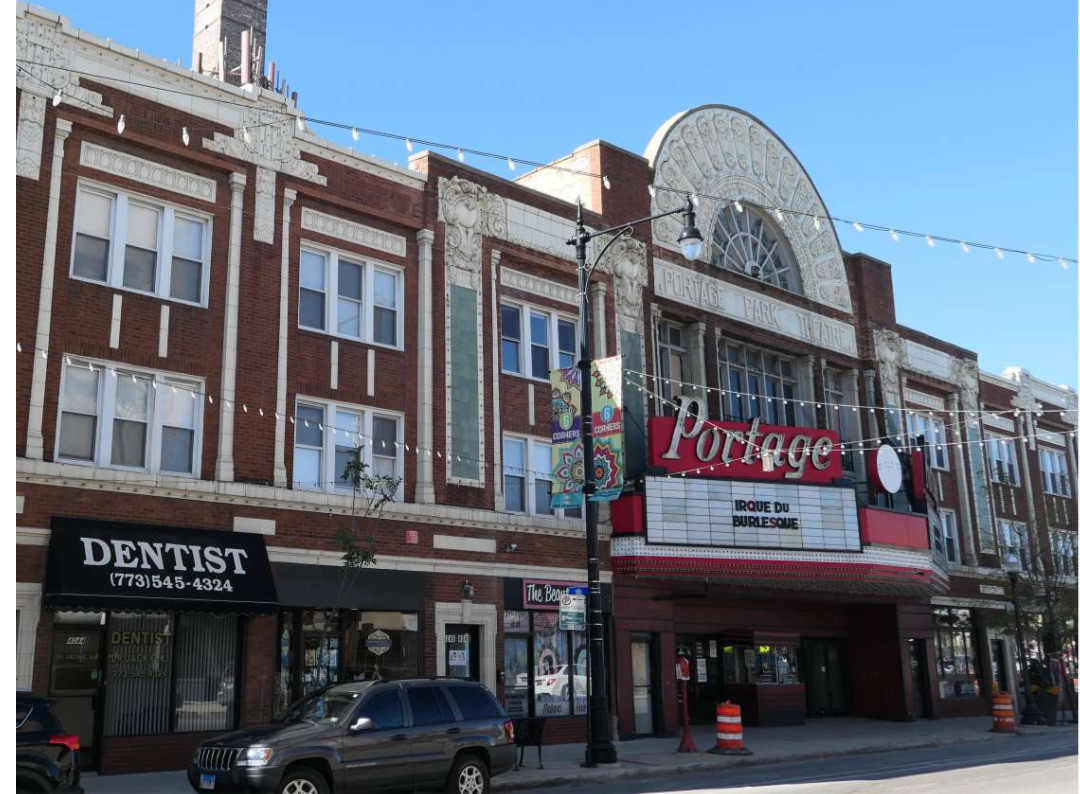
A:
983,414,1015,433
300,207,407,258
80,141,217,203
500,267,577,306
903,388,945,411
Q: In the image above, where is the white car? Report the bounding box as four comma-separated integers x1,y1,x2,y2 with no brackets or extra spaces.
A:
533,664,587,701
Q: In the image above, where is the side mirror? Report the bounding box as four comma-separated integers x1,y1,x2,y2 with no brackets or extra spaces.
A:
349,716,373,733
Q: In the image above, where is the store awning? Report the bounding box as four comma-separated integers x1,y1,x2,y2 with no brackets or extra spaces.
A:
274,563,426,611
43,518,278,613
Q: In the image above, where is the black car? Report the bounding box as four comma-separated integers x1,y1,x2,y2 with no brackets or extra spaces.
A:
16,692,83,794
188,678,516,794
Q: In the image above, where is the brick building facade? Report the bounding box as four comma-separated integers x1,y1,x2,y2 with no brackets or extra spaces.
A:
14,2,1077,775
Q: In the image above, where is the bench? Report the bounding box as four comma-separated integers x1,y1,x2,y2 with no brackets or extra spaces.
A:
511,717,547,770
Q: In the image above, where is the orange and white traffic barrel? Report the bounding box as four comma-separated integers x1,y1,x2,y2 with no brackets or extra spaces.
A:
990,690,1016,733
708,701,753,755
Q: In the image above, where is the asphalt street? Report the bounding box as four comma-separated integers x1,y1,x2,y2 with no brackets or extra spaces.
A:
517,730,1078,794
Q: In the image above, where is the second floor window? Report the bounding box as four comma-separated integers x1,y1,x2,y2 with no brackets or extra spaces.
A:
500,303,577,381
906,411,949,470
987,435,1018,485
655,321,688,417
298,246,403,348
719,341,798,425
940,509,959,564
823,366,856,470
502,436,580,519
57,358,202,475
72,184,211,305
1050,530,1078,576
998,520,1030,570
293,399,403,497
1039,448,1071,497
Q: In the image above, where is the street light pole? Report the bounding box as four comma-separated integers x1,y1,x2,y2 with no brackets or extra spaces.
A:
1005,553,1046,726
569,196,702,766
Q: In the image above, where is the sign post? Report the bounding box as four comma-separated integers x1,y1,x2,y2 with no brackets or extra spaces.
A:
559,588,587,632
675,656,698,753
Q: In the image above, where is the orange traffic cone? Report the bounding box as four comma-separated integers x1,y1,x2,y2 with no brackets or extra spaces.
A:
708,701,752,755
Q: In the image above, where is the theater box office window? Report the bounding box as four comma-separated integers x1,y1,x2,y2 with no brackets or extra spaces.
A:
271,563,426,717
41,519,277,768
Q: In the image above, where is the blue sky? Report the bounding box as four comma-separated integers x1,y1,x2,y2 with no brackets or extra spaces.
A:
37,1,1078,387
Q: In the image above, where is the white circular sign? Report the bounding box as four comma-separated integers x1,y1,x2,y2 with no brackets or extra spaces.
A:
872,444,903,494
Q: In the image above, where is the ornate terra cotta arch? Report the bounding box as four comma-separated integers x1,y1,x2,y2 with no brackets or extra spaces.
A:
645,105,852,314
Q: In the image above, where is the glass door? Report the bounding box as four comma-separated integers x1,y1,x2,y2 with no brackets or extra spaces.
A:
445,624,480,681
631,639,655,735
50,612,105,769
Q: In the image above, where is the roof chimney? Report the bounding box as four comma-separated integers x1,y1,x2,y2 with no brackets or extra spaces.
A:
192,0,268,85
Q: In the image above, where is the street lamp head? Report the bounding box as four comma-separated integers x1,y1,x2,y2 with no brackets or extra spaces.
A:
1003,552,1022,575
677,196,703,261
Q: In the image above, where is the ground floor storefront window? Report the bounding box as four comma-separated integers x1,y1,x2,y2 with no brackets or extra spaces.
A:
934,607,981,698
275,609,420,718
722,643,802,685
503,609,587,718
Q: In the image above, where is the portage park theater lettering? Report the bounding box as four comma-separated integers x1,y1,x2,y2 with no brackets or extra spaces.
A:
651,396,842,484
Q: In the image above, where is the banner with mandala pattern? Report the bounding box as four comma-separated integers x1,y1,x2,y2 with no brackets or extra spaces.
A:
550,367,584,509
591,356,624,502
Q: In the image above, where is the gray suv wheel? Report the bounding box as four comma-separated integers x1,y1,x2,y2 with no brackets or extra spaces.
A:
446,754,489,794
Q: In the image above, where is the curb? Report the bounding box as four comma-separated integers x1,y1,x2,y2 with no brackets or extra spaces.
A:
491,728,1070,791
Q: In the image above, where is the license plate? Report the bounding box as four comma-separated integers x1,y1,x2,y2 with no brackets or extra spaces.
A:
199,773,216,790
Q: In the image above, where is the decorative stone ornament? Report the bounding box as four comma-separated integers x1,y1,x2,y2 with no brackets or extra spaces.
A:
593,234,648,337
437,176,507,290
645,105,852,313
873,328,908,407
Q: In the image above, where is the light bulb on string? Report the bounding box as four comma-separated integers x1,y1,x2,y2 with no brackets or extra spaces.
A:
182,127,190,146
925,235,935,248
648,185,656,198
852,221,864,232
960,241,969,253
812,215,822,231
734,200,743,213
774,208,785,223
1026,253,1036,264
351,128,359,141
242,126,252,144
405,138,413,153
52,89,62,107
889,229,899,242
457,148,465,163
295,117,306,133
1060,258,1068,269
507,158,515,172
117,114,126,134
995,248,1004,259
602,176,611,190
16,342,22,353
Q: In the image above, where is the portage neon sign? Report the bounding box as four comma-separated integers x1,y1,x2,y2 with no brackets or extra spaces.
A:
649,396,842,483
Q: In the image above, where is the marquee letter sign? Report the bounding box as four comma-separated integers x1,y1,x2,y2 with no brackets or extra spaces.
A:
648,397,842,484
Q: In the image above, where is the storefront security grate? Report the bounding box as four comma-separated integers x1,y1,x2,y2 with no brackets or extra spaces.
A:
198,747,238,771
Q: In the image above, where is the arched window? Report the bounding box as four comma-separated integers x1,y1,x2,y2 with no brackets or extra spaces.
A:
710,203,802,294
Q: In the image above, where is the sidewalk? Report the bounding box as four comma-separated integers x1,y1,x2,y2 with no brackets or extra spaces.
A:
82,716,1073,793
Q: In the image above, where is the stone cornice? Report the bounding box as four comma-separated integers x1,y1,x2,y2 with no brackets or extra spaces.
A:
81,141,217,202
300,207,407,258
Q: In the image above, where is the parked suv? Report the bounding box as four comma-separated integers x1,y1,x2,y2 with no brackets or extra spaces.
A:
16,692,83,794
188,678,515,794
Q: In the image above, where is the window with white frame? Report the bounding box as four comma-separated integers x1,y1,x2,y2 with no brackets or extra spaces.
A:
499,302,577,381
823,366,856,471
998,520,1030,570
720,341,800,425
56,358,203,475
71,184,211,305
292,399,404,497
939,509,959,564
1039,448,1071,497
1050,530,1078,576
987,434,1018,485
502,436,580,519
298,245,403,348
655,320,688,418
905,411,949,470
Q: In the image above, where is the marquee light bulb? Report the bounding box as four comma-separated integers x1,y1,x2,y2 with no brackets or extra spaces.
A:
117,114,126,134
351,127,359,141
182,126,190,146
